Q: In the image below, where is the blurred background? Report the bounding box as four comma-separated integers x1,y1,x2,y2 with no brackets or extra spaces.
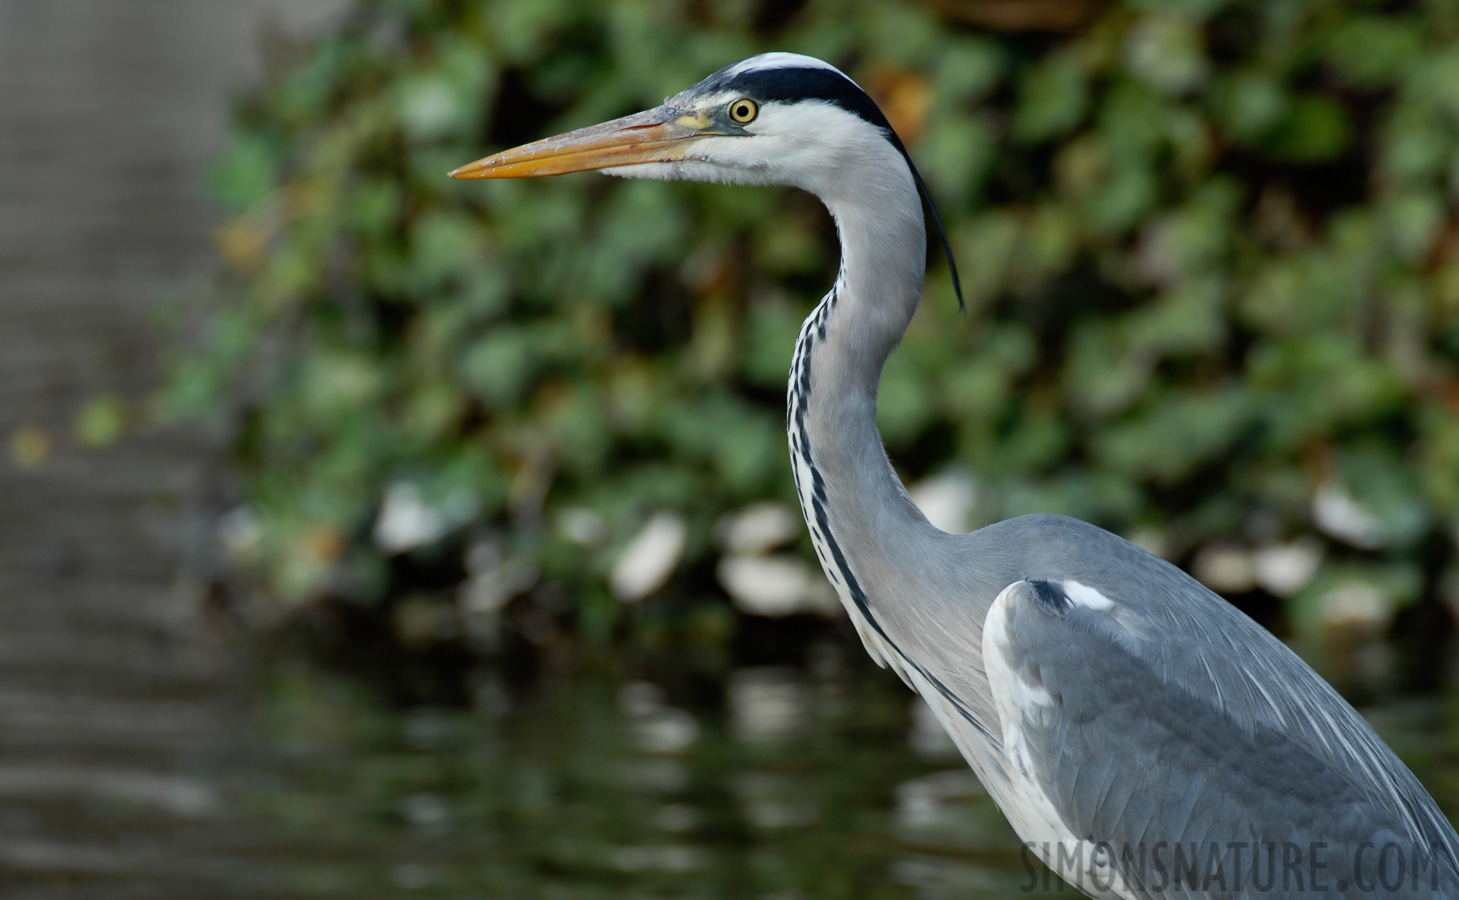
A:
2,0,1458,896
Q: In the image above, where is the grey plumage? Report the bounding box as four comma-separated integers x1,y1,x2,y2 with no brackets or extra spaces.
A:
451,51,1459,899
973,519,1457,898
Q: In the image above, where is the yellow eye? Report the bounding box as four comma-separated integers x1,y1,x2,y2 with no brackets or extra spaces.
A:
728,98,759,124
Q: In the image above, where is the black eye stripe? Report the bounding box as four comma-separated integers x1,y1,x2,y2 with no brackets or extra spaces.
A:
704,66,891,132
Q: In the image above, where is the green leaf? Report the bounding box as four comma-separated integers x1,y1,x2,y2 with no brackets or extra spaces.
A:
1013,51,1088,144
1325,17,1424,88
1124,14,1209,95
207,133,279,212
74,393,129,449
1261,95,1352,162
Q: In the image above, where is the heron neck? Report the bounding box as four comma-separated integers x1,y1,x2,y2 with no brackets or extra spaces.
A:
787,176,938,598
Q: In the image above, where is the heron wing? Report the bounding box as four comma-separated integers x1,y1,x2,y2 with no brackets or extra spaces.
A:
979,566,1459,900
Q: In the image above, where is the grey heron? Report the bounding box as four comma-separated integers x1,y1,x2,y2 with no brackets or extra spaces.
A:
453,53,1458,897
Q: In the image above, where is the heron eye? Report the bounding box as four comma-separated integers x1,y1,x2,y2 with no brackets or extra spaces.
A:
728,98,758,124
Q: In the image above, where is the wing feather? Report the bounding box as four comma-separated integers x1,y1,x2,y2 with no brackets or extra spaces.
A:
980,571,1459,899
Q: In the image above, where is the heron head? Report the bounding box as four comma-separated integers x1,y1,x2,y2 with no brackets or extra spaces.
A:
449,53,910,197
451,52,963,305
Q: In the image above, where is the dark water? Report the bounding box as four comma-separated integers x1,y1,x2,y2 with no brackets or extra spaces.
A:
1,2,1456,898
247,654,1037,899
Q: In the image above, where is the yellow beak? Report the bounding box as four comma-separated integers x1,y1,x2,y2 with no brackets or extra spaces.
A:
449,107,710,180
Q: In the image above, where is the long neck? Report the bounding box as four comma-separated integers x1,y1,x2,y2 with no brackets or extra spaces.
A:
783,142,1008,787
787,160,941,607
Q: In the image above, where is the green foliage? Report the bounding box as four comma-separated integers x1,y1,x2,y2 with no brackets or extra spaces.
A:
175,0,1459,647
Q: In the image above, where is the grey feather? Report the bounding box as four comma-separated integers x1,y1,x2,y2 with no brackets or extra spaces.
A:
954,518,1459,898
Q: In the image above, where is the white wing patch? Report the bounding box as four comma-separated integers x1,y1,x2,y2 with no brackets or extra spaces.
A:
1062,579,1114,611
